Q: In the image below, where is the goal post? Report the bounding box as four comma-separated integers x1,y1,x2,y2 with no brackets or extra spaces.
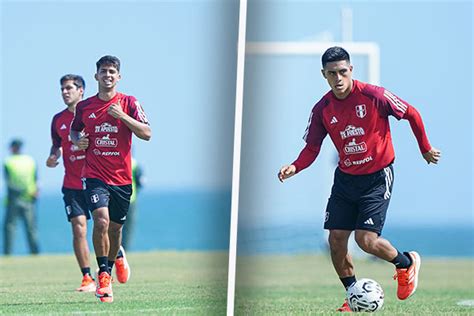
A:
245,41,380,85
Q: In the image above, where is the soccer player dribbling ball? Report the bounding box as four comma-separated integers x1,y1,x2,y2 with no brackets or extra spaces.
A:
70,55,151,303
278,47,441,312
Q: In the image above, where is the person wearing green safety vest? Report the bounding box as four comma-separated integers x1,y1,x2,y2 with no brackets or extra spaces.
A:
121,158,143,250
3,139,40,255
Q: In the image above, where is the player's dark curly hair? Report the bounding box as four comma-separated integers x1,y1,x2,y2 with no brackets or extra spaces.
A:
96,55,121,72
60,74,85,89
321,46,350,68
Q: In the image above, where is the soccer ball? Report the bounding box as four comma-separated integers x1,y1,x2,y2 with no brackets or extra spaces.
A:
347,278,384,312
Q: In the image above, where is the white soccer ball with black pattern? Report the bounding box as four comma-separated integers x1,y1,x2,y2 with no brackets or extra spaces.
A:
347,278,384,312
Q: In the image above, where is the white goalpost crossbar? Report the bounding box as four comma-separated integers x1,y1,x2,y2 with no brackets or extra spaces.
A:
245,41,380,85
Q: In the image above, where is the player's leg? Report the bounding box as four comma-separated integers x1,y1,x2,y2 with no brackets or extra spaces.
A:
356,164,420,300
70,216,95,292
63,187,95,291
84,178,113,302
324,168,359,312
107,184,132,284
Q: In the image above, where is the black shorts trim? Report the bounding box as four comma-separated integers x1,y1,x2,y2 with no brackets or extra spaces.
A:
84,178,132,225
323,164,394,235
62,187,90,222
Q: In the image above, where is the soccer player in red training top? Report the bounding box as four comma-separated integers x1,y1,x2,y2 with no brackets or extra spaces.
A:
70,56,151,303
278,47,441,312
46,74,96,292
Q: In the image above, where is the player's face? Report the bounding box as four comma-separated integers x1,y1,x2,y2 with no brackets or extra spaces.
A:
61,80,83,106
95,65,121,90
321,60,353,99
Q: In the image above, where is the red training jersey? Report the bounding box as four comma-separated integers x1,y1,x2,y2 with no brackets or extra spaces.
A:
302,80,431,175
50,109,86,190
70,92,149,185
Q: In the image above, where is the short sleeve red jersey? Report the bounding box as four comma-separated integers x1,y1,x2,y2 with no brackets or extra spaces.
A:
70,92,149,185
304,80,419,175
51,109,86,189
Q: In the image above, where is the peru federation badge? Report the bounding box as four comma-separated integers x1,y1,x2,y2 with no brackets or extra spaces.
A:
355,104,366,118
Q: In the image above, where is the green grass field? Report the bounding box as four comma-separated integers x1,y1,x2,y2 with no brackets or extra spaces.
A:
0,251,228,315
234,254,474,315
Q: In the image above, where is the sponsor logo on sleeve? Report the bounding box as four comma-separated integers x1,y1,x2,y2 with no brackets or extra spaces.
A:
60,124,67,130
355,104,366,118
340,125,365,140
344,139,367,155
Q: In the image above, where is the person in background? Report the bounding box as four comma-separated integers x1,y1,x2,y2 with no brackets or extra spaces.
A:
46,74,96,292
121,158,144,250
3,139,40,255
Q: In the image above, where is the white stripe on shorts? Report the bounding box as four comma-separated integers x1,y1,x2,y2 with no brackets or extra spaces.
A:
383,166,393,200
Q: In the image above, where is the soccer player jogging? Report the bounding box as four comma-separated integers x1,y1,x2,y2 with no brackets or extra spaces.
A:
70,56,151,303
278,47,441,312
46,74,97,292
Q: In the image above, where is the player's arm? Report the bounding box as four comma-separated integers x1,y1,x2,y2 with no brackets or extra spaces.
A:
70,106,89,150
46,118,63,167
278,144,321,182
46,146,62,168
279,105,326,182
378,88,441,165
403,105,441,164
108,100,151,141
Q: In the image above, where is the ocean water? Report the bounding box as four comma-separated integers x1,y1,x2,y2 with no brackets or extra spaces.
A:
237,223,474,258
0,190,232,255
1,191,473,258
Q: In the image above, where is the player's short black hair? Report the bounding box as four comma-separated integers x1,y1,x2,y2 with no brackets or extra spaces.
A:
60,74,85,89
321,46,350,68
96,55,121,72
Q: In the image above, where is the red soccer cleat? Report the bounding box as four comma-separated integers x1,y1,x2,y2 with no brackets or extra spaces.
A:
394,251,421,300
76,274,96,292
337,299,352,312
115,245,131,283
95,272,113,303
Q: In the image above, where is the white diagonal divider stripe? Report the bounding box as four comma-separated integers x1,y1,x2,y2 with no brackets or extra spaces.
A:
227,1,248,315
384,90,407,113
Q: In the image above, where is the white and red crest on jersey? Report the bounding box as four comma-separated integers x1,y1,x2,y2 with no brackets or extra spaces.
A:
355,104,366,118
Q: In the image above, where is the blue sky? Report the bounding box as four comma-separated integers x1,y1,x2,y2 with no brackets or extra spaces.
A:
1,0,472,228
0,0,238,192
238,0,473,227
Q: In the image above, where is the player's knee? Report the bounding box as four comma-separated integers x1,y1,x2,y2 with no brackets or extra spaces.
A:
328,231,349,249
72,223,87,239
355,232,376,252
94,216,109,232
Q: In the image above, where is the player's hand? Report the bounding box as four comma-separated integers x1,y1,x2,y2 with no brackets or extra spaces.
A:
46,154,59,167
278,165,297,182
107,100,125,119
422,147,441,164
77,133,90,150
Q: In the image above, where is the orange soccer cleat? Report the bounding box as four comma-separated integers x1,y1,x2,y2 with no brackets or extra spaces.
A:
115,245,131,283
76,274,96,292
393,251,421,300
95,272,113,303
336,299,352,312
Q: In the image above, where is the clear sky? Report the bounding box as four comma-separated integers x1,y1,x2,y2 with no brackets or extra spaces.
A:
0,0,239,193
238,0,473,227
1,0,472,228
